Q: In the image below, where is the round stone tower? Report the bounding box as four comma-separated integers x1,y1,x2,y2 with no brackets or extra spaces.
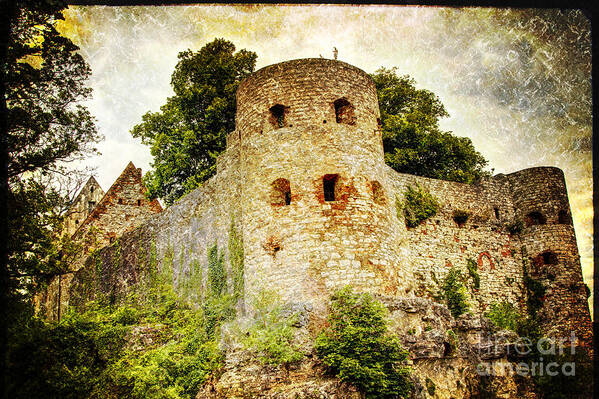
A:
506,167,592,347
235,59,401,309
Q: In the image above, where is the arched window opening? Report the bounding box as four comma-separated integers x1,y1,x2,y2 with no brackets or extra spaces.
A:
90,186,94,194
269,104,287,129
525,211,546,227
558,210,570,224
371,180,385,205
323,174,339,202
270,178,291,206
333,98,356,125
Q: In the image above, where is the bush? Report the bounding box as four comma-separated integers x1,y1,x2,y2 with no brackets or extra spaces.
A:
466,258,480,289
398,184,439,228
485,301,520,331
241,289,303,366
315,287,412,399
442,268,469,318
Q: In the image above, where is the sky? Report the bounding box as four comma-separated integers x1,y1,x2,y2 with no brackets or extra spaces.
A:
56,5,593,313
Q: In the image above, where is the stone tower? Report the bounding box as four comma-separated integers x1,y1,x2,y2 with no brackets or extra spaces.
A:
62,176,105,237
233,59,403,309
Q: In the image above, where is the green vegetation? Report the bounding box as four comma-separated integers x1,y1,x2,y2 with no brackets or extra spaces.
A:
442,268,469,318
240,290,303,367
522,265,546,316
315,287,412,399
131,38,257,205
399,184,439,228
425,377,436,396
228,221,245,300
466,258,480,289
6,280,223,399
446,329,459,352
485,301,520,331
372,67,490,184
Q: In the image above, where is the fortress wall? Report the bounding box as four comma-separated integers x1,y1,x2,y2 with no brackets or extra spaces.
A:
66,146,243,309
384,168,526,314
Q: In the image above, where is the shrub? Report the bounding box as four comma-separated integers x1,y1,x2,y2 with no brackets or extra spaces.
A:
425,377,436,396
466,258,480,289
485,301,520,331
241,289,303,367
399,184,439,228
315,287,412,399
442,268,469,318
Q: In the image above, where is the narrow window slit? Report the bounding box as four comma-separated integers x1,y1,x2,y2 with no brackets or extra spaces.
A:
323,174,338,202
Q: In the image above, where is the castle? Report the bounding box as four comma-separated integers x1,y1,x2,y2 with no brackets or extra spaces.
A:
41,59,592,352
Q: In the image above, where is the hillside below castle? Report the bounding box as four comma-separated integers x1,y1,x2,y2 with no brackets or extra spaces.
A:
39,58,592,398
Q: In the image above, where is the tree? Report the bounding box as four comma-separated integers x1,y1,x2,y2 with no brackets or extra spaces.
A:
315,287,412,399
3,0,100,282
372,67,490,183
1,2,100,392
131,39,257,205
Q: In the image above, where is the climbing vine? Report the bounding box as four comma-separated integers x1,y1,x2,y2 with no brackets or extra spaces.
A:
228,221,244,300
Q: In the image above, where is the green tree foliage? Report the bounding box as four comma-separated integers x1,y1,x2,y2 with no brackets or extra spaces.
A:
131,39,256,205
397,184,439,228
372,67,490,183
315,287,412,399
442,268,469,318
3,0,100,287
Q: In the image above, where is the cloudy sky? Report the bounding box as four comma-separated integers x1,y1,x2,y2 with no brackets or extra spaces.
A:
56,5,593,310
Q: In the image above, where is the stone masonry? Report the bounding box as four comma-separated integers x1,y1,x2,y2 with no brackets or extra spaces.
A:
45,59,592,349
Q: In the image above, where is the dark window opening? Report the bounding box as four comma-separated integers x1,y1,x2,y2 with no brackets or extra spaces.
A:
269,104,287,128
494,207,500,219
137,199,141,206
525,211,546,227
118,198,123,204
558,210,570,224
271,178,291,206
333,98,356,125
443,342,452,357
90,186,94,193
452,210,470,227
323,174,338,202
534,250,559,267
88,201,96,212
75,219,79,225
371,181,385,205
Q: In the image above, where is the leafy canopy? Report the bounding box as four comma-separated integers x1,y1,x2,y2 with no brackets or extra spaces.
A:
372,67,490,183
131,39,256,205
315,287,412,399
3,0,100,286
